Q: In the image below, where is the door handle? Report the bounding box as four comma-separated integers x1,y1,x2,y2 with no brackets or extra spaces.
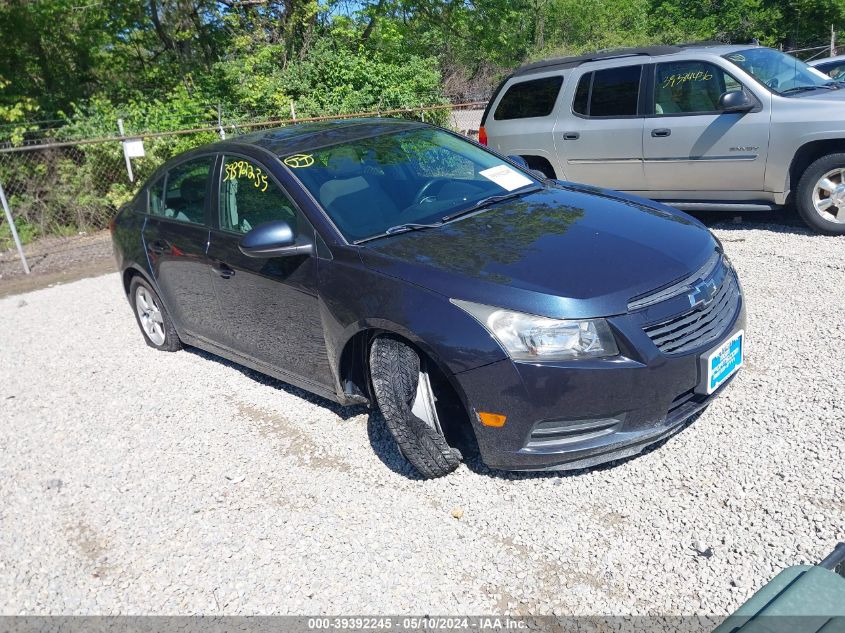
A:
562,132,580,140
148,240,166,254
211,262,235,279
651,128,672,138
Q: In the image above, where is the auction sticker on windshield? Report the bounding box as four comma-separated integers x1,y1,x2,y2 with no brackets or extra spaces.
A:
706,330,743,394
479,165,534,191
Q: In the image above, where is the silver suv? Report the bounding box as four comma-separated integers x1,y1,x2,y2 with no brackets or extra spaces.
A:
482,44,845,234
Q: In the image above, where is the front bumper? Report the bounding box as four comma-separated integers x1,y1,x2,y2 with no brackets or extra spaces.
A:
453,294,746,472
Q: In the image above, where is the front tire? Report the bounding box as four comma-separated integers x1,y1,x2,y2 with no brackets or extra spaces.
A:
369,335,461,478
795,153,845,235
129,276,182,352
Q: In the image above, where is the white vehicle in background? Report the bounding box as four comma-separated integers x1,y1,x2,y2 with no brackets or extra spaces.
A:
808,54,845,80
482,43,845,234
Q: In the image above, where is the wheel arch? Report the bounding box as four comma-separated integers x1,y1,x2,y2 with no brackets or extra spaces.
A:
520,154,557,179
788,139,845,198
122,264,155,297
336,322,475,441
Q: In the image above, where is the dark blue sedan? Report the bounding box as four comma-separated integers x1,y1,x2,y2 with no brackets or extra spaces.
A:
111,118,745,478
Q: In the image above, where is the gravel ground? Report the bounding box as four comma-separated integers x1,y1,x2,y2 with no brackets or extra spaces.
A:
0,218,842,617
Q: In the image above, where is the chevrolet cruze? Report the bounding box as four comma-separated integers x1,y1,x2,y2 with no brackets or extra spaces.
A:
111,118,745,478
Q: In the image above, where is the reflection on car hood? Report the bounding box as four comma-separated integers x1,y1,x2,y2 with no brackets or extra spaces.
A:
360,184,717,319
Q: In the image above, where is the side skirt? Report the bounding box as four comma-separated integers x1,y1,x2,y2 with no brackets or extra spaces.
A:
180,332,347,405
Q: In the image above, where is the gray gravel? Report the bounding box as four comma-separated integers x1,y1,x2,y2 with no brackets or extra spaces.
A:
0,219,843,616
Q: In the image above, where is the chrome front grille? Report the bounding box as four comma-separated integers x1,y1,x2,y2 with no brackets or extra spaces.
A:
643,271,740,355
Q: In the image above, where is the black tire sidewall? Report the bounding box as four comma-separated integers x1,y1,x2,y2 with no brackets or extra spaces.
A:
369,335,461,478
796,153,845,235
129,276,181,352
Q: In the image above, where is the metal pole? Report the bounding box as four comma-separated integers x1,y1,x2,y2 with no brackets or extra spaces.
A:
117,118,134,182
832,25,837,57
217,104,226,140
0,179,30,274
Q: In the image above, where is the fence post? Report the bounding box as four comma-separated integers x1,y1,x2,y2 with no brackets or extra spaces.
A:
117,118,134,182
290,100,297,121
218,104,226,140
832,25,837,57
0,179,30,274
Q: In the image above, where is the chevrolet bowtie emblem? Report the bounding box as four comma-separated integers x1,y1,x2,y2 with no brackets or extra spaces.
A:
688,279,718,310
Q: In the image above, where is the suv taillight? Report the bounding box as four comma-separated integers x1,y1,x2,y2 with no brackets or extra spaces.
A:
478,125,488,146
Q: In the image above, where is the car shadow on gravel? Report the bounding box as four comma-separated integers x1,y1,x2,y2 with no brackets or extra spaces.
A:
184,347,367,422
365,411,432,480
689,206,813,235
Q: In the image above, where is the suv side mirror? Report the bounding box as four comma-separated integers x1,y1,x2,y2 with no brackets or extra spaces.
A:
238,220,314,258
718,90,754,113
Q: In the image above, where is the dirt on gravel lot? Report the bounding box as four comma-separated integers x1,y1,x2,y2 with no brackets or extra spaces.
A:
0,231,115,298
0,216,842,618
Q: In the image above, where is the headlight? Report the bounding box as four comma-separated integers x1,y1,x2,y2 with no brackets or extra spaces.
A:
451,299,619,361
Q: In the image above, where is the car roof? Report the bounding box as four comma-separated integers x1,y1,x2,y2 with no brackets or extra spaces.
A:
808,54,845,66
513,43,758,77
228,117,428,157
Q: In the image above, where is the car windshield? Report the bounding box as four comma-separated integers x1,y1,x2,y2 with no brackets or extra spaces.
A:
723,48,833,93
285,127,540,243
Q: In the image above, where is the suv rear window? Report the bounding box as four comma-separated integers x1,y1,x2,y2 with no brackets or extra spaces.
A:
573,66,642,117
493,76,563,120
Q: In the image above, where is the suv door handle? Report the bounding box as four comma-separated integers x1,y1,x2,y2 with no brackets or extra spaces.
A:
211,262,235,279
562,132,580,140
651,128,671,138
148,240,166,254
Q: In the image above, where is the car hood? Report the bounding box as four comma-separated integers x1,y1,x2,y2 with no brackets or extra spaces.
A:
791,88,845,102
359,184,717,319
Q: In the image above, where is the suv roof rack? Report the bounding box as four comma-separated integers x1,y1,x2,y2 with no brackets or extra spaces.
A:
514,45,684,76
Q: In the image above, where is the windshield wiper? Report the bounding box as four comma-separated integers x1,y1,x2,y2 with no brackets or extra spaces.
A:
782,84,837,94
441,185,542,223
353,222,442,245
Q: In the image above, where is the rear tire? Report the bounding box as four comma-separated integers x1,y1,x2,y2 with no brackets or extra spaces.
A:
129,276,182,352
369,335,461,478
795,153,845,235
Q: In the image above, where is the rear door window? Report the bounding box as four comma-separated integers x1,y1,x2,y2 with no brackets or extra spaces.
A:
572,66,642,117
160,156,215,225
493,75,563,120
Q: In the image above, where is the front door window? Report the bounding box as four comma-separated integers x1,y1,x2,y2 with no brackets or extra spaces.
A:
219,156,298,234
653,61,743,115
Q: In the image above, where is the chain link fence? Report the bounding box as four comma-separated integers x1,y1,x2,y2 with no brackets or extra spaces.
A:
0,101,486,271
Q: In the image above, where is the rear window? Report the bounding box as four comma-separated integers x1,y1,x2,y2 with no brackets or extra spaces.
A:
493,76,563,120
572,66,642,117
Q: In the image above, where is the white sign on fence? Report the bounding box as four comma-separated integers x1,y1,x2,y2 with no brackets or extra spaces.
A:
123,138,145,158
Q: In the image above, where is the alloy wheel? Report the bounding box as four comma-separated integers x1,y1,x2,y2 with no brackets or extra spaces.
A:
812,168,845,224
135,286,166,346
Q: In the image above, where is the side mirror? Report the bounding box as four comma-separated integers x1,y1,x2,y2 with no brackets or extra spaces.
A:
507,155,529,169
238,220,314,258
718,90,754,113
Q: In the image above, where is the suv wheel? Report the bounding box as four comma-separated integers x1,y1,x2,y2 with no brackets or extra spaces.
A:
369,335,462,478
796,153,845,235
